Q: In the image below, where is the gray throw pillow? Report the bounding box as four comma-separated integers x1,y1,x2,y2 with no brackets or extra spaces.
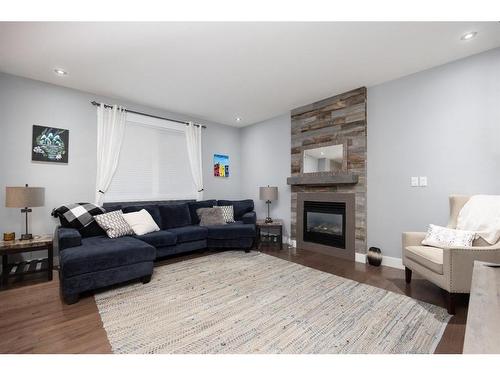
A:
196,207,226,226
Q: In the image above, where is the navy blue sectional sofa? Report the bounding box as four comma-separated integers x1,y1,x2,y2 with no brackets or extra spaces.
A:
55,199,256,304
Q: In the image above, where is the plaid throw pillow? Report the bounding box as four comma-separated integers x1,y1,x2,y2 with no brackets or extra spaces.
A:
53,203,106,231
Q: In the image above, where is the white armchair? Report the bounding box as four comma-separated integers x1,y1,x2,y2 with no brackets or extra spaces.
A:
402,195,500,314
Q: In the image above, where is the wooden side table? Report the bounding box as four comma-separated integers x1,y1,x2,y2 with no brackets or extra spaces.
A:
0,234,53,289
256,219,283,250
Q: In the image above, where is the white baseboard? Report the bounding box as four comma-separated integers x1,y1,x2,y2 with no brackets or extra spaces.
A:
284,240,402,270
355,252,404,270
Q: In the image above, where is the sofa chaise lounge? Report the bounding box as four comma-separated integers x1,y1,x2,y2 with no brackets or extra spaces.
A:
54,199,256,304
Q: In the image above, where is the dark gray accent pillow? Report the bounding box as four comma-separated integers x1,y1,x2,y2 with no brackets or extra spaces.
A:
188,200,218,224
196,207,226,226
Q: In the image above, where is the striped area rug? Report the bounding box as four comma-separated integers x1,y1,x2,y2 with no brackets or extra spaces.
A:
95,251,450,354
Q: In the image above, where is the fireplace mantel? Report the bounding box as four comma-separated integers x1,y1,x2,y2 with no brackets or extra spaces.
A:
286,174,358,186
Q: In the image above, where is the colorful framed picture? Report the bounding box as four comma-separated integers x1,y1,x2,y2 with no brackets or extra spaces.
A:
213,154,229,177
32,125,69,163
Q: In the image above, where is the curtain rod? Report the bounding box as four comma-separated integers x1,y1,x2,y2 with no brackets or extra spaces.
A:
90,101,206,129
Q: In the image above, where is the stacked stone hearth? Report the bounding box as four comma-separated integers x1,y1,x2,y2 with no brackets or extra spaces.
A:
290,87,367,254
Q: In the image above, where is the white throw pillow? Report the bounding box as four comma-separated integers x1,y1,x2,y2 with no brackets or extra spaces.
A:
122,209,160,236
94,210,134,239
215,205,235,223
421,224,476,248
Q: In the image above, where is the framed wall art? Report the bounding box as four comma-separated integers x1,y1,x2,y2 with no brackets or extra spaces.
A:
213,154,229,177
32,125,69,163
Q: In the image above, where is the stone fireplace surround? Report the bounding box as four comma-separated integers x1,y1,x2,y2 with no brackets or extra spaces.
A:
288,87,367,258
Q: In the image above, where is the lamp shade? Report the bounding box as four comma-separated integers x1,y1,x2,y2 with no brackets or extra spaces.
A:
5,186,45,208
259,186,278,201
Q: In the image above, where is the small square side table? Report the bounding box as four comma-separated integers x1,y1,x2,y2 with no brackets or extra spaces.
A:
256,219,283,250
0,234,53,289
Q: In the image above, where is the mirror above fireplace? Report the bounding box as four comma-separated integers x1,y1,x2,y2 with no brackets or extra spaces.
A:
302,143,346,174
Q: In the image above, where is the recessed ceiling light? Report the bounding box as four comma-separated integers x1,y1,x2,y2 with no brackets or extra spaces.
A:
461,31,477,41
236,117,241,122
54,68,68,76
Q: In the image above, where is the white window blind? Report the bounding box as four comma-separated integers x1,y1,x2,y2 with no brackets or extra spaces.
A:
105,114,196,202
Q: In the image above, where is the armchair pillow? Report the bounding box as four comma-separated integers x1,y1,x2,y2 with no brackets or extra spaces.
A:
196,207,226,226
94,210,134,239
421,224,476,248
122,209,160,236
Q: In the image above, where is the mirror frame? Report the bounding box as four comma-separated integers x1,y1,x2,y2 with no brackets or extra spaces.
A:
300,140,348,175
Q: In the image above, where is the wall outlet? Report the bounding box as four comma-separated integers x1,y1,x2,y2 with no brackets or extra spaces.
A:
411,176,419,187
419,176,428,187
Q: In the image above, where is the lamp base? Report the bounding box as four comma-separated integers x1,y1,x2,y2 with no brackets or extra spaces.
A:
265,217,273,223
20,233,33,241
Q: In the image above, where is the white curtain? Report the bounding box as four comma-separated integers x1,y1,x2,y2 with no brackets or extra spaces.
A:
95,104,127,205
185,122,204,200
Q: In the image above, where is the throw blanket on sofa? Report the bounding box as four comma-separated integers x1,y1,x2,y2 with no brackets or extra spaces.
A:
457,195,500,245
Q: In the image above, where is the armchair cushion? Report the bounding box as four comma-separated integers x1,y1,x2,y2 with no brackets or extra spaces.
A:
405,245,443,275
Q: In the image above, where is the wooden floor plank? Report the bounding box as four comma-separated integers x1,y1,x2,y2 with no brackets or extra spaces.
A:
0,246,466,354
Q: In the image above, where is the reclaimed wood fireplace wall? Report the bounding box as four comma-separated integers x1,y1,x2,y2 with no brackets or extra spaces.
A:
289,87,367,254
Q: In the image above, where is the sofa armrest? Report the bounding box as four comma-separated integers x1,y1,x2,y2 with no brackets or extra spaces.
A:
55,226,82,252
402,232,426,248
241,211,256,225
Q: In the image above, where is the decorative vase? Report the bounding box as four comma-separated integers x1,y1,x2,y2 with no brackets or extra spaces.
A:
367,247,382,266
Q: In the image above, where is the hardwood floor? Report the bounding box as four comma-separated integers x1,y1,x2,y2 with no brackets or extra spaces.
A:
0,246,467,354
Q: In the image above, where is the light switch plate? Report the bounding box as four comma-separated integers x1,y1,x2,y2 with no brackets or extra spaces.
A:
411,177,419,187
419,176,428,187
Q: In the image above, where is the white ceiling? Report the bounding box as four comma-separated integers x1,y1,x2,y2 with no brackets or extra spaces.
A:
1,22,499,127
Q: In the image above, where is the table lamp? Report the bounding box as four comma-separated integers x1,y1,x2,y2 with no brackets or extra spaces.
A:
259,185,278,223
5,184,45,240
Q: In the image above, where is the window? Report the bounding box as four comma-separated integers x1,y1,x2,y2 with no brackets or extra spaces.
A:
105,113,196,202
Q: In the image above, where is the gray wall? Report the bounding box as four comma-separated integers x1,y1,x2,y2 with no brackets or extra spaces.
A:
367,47,500,258
0,73,241,246
2,46,499,262
240,114,292,241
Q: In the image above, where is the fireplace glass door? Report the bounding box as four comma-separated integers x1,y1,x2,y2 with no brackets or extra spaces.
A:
303,201,346,249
